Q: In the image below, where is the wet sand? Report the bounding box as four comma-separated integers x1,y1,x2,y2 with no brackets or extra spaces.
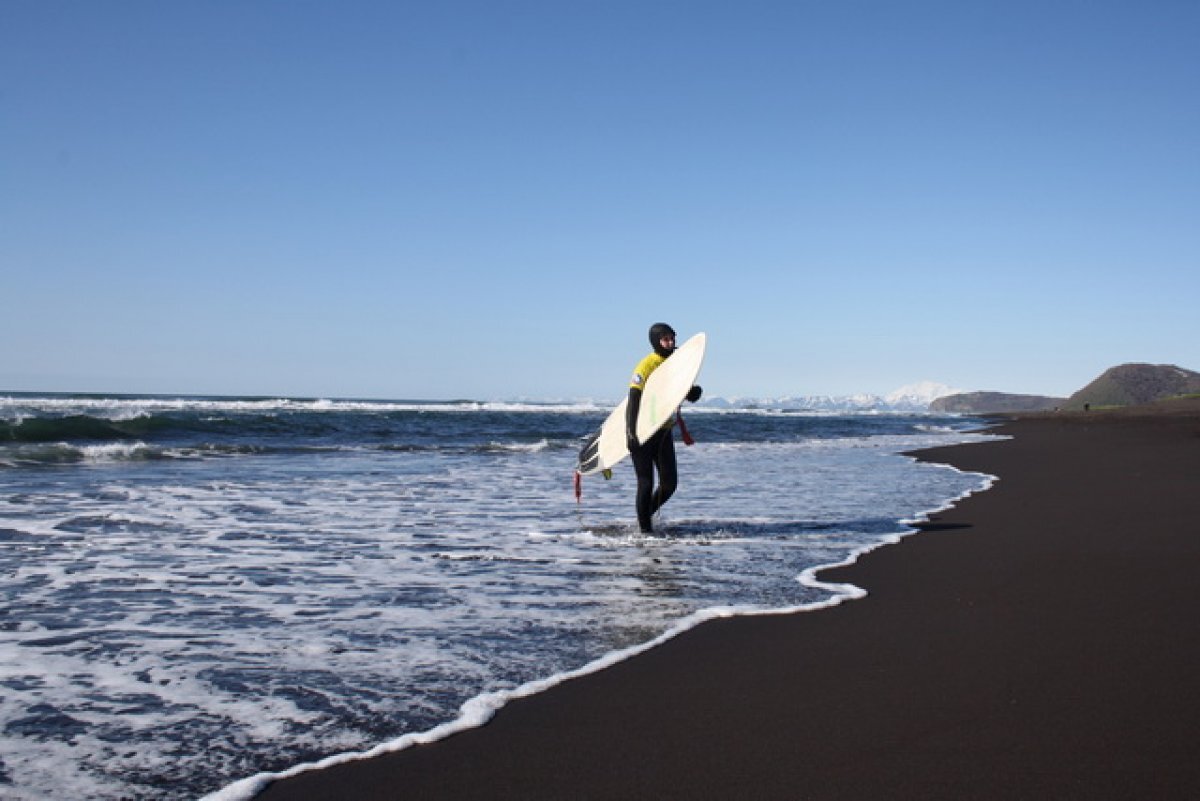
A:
257,401,1200,800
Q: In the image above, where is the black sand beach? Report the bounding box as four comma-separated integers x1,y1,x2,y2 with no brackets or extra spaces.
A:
257,403,1200,800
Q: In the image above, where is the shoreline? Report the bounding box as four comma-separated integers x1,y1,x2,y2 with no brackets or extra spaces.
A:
253,404,1200,800
211,434,997,801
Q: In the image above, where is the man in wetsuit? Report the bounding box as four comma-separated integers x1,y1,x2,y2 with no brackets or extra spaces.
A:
626,323,702,533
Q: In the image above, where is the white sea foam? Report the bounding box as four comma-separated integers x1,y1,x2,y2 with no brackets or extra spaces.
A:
0,393,983,423
78,441,154,461
483,438,552,453
0,395,611,421
0,406,1001,800
205,454,1000,801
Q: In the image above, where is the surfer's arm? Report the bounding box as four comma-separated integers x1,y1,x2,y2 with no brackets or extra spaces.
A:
625,386,642,451
627,352,663,451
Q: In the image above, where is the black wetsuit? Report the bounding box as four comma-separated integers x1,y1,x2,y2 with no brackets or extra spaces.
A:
626,323,699,533
630,424,677,533
626,346,678,533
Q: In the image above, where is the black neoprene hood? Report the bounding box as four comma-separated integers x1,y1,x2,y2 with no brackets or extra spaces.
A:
648,323,676,357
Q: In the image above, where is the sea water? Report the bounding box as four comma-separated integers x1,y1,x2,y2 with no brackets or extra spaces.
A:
0,394,996,800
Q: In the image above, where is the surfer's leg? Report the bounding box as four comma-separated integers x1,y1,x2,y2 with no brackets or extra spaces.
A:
631,443,656,533
650,431,677,515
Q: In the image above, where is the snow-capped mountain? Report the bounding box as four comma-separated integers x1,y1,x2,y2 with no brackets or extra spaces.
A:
884,381,963,409
699,381,963,412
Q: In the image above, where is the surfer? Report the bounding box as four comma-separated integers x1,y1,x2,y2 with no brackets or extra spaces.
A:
627,323,702,533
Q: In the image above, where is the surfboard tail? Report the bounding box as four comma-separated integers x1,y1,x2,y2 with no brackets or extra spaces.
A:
577,433,601,475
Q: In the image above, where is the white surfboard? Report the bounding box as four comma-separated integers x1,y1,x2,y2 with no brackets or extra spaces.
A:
576,332,707,477
575,397,631,477
635,331,706,442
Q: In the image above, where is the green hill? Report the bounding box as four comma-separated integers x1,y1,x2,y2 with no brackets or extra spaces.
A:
1063,363,1200,410
930,391,1065,414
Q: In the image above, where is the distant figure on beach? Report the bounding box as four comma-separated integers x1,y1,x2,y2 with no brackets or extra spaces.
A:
626,322,702,533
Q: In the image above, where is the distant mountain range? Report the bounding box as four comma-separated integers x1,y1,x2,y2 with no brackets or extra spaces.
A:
669,364,1200,415
700,381,962,413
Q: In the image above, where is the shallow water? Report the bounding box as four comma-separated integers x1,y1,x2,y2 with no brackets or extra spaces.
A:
0,396,993,799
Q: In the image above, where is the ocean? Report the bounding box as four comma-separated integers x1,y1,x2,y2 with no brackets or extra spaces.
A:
0,394,996,800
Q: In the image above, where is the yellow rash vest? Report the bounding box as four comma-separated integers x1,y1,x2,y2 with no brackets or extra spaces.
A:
629,352,666,391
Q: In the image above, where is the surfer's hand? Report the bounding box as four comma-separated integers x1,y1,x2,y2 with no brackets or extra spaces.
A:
686,385,703,403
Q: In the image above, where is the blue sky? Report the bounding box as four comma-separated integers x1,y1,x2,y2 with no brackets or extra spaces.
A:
4,1,1197,400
